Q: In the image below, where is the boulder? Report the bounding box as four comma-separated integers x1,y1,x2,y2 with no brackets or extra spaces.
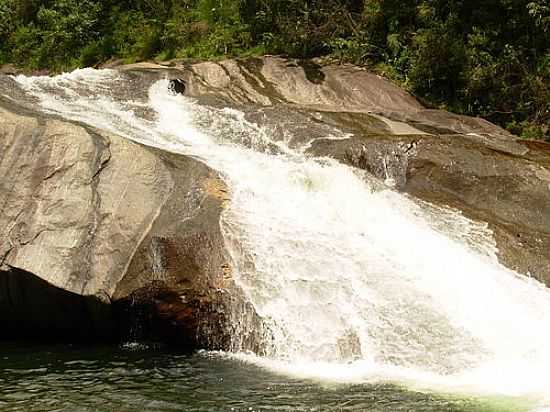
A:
0,100,261,348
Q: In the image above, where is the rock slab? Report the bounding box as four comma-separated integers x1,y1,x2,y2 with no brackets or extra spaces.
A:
0,101,258,346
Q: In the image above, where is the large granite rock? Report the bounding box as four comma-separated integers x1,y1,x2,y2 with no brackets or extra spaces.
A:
0,101,260,347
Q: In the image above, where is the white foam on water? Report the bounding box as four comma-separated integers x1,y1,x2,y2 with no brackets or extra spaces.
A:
13,70,550,409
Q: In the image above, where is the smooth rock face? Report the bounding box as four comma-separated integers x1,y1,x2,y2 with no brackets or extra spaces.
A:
0,101,259,346
180,56,513,137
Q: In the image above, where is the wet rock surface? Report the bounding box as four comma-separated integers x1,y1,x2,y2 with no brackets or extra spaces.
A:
1,55,549,347
308,134,550,284
162,55,550,285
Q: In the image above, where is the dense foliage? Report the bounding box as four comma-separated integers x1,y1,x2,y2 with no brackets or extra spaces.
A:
0,0,548,139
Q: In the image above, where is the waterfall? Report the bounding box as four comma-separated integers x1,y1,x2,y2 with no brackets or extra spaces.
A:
12,69,550,407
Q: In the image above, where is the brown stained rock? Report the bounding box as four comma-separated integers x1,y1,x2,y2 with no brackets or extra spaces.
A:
201,176,230,204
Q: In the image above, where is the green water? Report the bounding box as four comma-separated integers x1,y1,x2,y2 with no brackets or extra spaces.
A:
0,343,527,411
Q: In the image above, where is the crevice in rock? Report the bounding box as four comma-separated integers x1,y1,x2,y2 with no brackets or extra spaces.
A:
42,161,78,181
91,141,112,182
0,246,13,268
81,131,112,295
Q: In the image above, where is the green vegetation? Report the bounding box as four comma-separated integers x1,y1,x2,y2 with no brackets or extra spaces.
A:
0,0,548,139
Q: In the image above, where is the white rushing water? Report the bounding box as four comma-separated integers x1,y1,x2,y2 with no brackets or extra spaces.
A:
13,69,550,408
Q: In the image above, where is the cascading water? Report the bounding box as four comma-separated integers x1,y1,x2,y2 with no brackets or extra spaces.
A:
11,69,550,409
